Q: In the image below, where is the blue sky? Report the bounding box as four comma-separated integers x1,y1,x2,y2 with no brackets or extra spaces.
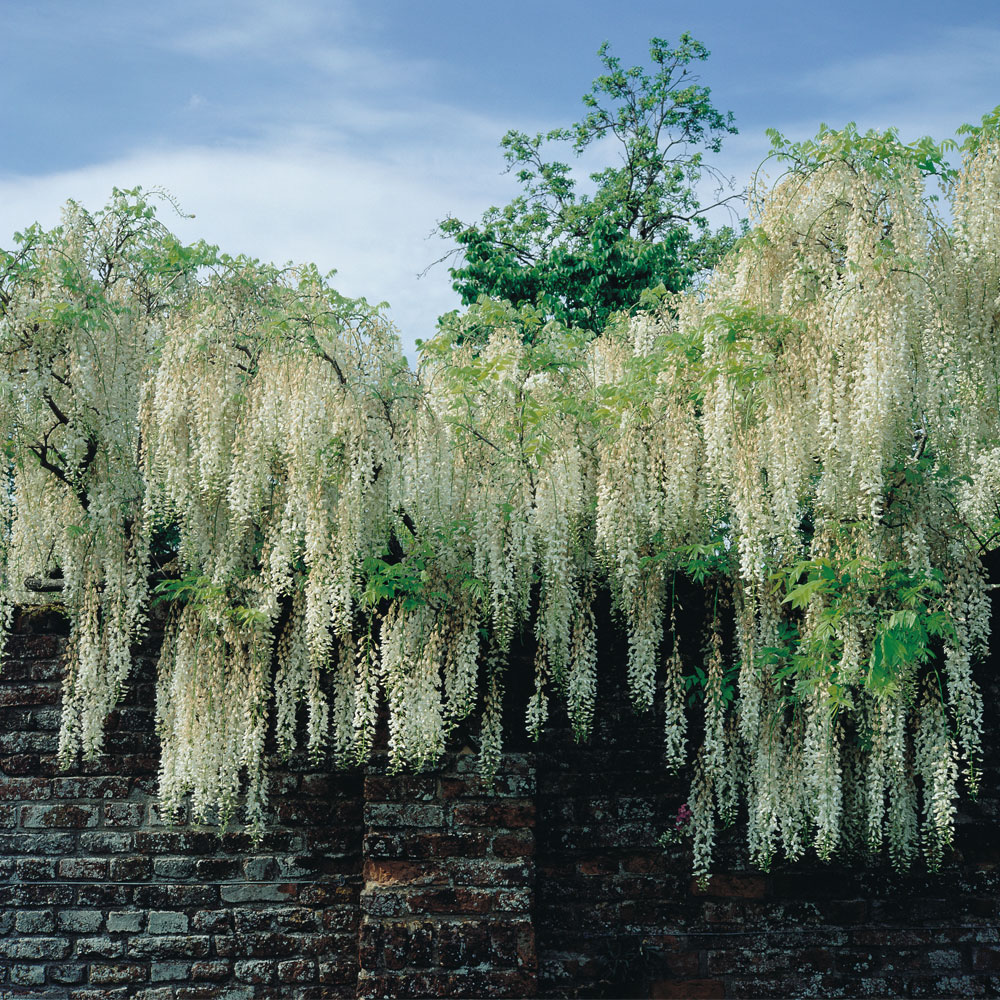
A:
2,0,998,361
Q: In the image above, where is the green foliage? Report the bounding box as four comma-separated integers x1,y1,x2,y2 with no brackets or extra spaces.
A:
437,35,740,336
766,554,953,709
956,104,1000,158
765,122,959,185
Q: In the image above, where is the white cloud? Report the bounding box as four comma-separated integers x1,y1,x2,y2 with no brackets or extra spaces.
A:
800,26,1000,135
0,131,522,364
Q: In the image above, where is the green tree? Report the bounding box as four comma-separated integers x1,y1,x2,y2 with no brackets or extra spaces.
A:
436,34,741,337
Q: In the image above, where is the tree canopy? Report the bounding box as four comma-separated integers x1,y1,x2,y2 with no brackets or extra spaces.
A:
2,108,1000,879
436,35,740,336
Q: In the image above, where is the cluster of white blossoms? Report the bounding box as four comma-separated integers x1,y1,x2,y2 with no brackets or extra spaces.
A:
1,121,998,872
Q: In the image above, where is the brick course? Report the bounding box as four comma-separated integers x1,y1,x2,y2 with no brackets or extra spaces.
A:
1,605,998,998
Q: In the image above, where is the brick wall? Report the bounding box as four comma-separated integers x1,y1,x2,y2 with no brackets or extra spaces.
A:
0,610,363,999
533,642,1000,999
1,607,998,999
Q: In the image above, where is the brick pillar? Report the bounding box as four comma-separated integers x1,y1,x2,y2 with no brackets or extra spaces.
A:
358,750,537,999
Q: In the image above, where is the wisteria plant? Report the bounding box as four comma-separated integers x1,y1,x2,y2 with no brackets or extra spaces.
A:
2,111,999,879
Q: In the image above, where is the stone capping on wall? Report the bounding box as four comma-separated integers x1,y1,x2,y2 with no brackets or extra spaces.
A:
1,610,999,999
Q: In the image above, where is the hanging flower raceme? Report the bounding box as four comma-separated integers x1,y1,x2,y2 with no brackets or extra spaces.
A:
0,190,208,762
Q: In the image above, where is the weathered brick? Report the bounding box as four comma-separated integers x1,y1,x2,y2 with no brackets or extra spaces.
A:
277,958,317,983
150,960,192,982
20,802,99,828
451,800,536,828
0,936,71,960
147,910,189,934
650,979,728,999
49,963,88,984
107,910,144,933
51,776,131,799
177,989,253,1000
153,856,196,879
128,935,212,959
492,830,535,859
105,801,145,826
691,873,770,900
0,830,74,854
10,964,47,986
110,854,153,881
438,920,492,968
197,856,242,880
16,856,56,880
89,963,149,985
0,682,60,708
972,946,1000,971
190,909,232,933
14,909,55,933
57,857,109,879
190,959,231,981
58,909,105,933
1,619,999,1000
0,776,51,800
75,935,126,959
234,958,275,984
79,831,135,853
365,802,445,828
220,882,298,903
